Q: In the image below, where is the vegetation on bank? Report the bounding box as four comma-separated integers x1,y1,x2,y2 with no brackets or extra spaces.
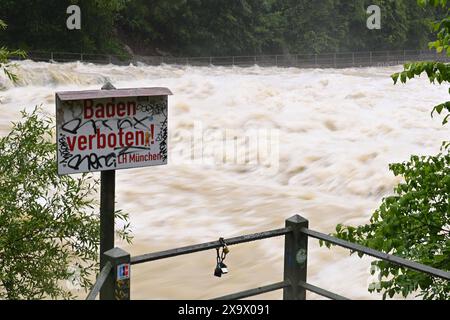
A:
328,0,450,300
0,0,446,56
0,20,132,299
0,20,25,82
0,108,133,299
0,0,448,300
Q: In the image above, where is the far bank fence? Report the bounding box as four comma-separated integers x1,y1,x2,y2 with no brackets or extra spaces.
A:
86,214,450,300
17,49,450,68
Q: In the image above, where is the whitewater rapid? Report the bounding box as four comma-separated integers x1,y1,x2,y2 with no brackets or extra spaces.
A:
0,61,448,299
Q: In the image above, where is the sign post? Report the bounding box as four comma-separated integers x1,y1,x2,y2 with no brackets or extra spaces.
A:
56,84,172,299
99,81,116,300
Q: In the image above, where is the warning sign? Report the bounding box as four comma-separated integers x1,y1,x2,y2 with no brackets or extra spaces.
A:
56,87,171,175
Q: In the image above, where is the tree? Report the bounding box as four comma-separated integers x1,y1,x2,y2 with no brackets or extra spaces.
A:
0,19,25,82
0,108,131,299
0,1,126,54
328,0,449,300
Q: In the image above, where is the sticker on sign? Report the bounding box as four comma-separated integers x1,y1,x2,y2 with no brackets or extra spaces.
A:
117,263,130,281
56,87,172,175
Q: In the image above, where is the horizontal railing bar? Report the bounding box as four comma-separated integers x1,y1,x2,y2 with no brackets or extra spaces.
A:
212,281,289,300
298,281,350,300
86,261,112,300
130,227,292,265
301,227,450,281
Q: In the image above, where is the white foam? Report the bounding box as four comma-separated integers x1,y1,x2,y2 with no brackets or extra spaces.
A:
0,61,447,299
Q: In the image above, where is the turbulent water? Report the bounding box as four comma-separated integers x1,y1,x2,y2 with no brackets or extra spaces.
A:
0,61,448,299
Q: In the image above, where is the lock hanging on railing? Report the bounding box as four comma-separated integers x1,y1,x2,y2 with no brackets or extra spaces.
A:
214,238,229,277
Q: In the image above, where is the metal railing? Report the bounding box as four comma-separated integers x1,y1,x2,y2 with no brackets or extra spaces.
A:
12,49,450,68
86,214,450,300
85,261,112,300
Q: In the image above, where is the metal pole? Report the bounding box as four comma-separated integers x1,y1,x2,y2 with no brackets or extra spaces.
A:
369,51,372,65
102,247,131,300
275,55,278,67
99,82,117,300
283,215,308,300
333,53,337,68
352,52,355,67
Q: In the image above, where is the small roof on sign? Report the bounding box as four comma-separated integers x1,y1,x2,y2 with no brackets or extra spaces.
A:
56,87,173,101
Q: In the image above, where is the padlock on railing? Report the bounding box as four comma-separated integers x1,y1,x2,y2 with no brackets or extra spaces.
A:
214,238,230,277
214,261,228,277
219,262,228,274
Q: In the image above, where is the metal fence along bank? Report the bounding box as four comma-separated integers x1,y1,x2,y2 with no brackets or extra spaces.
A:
86,214,450,300
19,49,450,68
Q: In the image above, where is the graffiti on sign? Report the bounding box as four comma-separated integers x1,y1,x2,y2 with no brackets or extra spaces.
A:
56,87,171,175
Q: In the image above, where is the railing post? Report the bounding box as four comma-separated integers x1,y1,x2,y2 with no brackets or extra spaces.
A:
369,51,372,65
102,247,131,300
352,52,355,67
283,215,308,300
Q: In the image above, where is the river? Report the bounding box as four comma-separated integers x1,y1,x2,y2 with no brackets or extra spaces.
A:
0,60,448,299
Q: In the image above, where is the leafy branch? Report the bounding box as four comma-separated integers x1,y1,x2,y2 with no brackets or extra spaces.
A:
0,19,26,83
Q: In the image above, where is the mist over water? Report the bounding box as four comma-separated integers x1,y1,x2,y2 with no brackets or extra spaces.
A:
0,61,448,299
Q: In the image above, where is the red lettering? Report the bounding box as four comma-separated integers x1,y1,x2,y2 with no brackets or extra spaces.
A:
106,102,115,118
125,132,134,146
95,103,105,118
88,134,95,149
78,136,87,150
108,134,117,148
127,101,136,116
84,99,94,119
118,129,125,147
135,131,144,146
97,129,106,148
117,102,126,117
67,136,76,152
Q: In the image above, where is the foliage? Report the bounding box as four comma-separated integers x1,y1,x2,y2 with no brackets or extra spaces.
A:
329,142,450,299
0,1,444,56
0,1,126,54
0,19,25,82
0,108,132,299
328,0,450,300
392,0,450,125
